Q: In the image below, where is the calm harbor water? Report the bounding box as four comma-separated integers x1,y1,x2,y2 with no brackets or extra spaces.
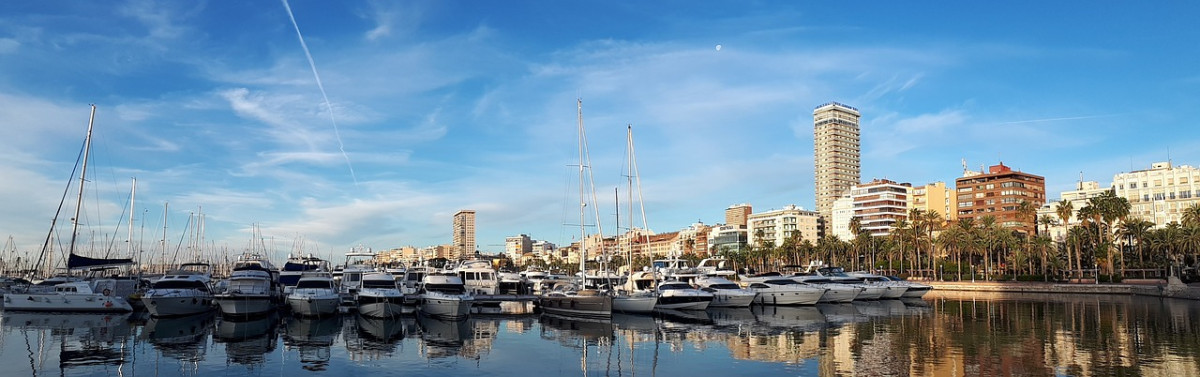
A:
1,293,1198,377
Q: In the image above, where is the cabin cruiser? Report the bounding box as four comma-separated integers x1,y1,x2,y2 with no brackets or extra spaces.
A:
846,271,909,299
358,271,408,318
496,270,530,295
418,272,473,320
805,266,887,300
651,257,703,283
454,259,499,296
695,257,738,278
215,253,281,317
789,274,863,303
885,275,933,298
741,276,825,306
654,280,713,310
287,272,340,317
538,281,612,319
2,279,133,312
694,276,757,307
142,263,215,317
279,254,330,294
399,267,427,307
338,251,377,308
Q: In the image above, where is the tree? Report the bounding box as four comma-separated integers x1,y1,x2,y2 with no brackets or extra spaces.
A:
1183,204,1200,228
1118,219,1153,268
1055,199,1075,278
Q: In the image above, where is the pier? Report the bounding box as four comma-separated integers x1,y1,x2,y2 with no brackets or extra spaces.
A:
928,279,1200,300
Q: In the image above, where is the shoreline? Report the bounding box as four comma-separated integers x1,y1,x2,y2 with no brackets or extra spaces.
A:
927,280,1200,301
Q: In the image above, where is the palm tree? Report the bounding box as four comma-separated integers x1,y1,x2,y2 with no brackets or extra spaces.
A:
1055,199,1075,277
1183,204,1200,228
1017,200,1039,236
1117,219,1154,268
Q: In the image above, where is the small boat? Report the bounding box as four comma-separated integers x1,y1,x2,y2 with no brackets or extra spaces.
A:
214,253,281,317
357,272,408,318
2,279,133,312
286,272,340,317
142,263,215,317
694,276,757,307
654,281,713,310
418,272,473,320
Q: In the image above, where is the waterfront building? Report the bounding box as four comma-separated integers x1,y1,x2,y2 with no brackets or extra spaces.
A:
1112,161,1200,225
421,244,457,260
707,224,748,255
829,194,855,240
505,234,532,261
910,181,957,221
725,204,752,228
453,210,476,260
813,102,861,227
746,205,820,248
851,179,912,237
955,163,1046,234
675,222,712,257
636,232,681,258
1037,180,1110,242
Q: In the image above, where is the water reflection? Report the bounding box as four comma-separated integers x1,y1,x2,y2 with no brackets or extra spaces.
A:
0,293,1197,376
214,314,278,366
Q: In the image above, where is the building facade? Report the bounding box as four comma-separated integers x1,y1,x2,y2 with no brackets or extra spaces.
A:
910,181,957,221
813,102,861,226
504,234,532,261
830,194,855,240
955,163,1046,234
707,225,748,255
1112,161,1200,225
746,205,821,248
1037,180,1110,242
725,204,752,228
851,179,912,237
452,210,476,260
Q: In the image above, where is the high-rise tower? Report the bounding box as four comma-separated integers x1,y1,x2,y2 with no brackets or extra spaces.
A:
813,102,861,227
453,210,476,260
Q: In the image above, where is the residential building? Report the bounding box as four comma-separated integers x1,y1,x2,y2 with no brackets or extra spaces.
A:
453,210,476,260
1113,161,1200,225
851,179,912,237
707,225,748,255
910,181,957,221
830,194,855,240
813,102,861,226
1037,180,1110,241
675,222,712,257
725,204,752,228
955,163,1046,234
505,234,532,261
747,205,821,248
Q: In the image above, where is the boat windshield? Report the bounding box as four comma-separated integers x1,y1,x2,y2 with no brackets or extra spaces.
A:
363,280,397,289
765,279,801,285
296,280,333,289
152,280,209,290
425,283,465,294
707,283,741,289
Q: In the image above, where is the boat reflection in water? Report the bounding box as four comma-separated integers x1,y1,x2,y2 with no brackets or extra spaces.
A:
144,311,217,362
283,315,343,371
751,305,827,332
416,314,473,359
214,313,279,366
346,314,412,361
2,311,134,372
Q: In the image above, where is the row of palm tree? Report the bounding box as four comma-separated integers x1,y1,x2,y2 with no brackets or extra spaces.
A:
717,191,1200,282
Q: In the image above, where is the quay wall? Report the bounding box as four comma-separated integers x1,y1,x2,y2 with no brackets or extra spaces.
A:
927,281,1200,301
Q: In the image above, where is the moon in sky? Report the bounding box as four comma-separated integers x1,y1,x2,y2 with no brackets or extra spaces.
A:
715,44,722,51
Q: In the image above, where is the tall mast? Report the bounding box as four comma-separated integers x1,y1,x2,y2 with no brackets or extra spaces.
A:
66,104,97,261
129,178,136,268
626,125,635,281
576,99,586,279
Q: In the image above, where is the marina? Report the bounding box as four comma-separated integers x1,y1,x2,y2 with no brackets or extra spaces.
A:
1,292,1199,376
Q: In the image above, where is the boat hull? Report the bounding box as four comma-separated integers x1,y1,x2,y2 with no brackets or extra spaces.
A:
419,295,472,320
287,295,340,317
612,295,656,313
143,292,214,317
654,294,712,310
358,295,409,318
880,285,907,299
752,288,824,305
818,285,860,303
901,285,932,298
708,291,756,307
215,295,275,317
3,293,133,313
538,294,612,319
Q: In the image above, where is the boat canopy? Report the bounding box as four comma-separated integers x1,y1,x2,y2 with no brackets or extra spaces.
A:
67,253,133,270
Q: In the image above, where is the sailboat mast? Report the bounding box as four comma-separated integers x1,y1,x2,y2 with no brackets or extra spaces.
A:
129,178,136,267
626,125,635,281
66,104,97,262
576,99,587,278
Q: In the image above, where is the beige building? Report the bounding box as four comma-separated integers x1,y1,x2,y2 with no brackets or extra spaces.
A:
747,205,821,248
830,194,855,240
453,210,476,260
504,234,532,261
910,181,957,221
1038,180,1110,241
813,102,861,225
851,179,912,237
724,204,752,228
1113,161,1200,225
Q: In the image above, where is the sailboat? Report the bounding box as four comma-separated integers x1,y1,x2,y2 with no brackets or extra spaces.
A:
611,126,656,313
537,99,613,319
3,105,134,312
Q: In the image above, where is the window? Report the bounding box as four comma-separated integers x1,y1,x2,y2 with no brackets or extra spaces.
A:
1131,182,1138,189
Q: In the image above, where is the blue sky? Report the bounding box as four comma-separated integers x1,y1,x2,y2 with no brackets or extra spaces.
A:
1,1,1198,264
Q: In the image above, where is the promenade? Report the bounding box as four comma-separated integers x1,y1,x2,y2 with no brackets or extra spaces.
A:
928,280,1200,301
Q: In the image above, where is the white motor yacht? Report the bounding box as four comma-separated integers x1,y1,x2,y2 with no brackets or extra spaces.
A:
695,257,739,278
742,277,825,306
3,279,133,312
142,263,215,317
885,275,933,298
847,271,909,299
694,276,757,307
654,281,713,310
453,259,499,296
809,266,887,300
279,254,330,294
418,272,473,320
215,254,281,317
789,275,861,303
399,267,428,307
287,272,340,317
357,271,408,318
338,251,377,308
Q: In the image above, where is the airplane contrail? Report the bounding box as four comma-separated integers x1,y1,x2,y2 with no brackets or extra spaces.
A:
995,114,1121,125
281,0,358,184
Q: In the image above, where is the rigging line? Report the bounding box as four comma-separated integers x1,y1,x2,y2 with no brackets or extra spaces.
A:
280,0,358,184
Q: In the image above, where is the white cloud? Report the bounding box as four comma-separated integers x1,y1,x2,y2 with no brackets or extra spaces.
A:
0,38,19,54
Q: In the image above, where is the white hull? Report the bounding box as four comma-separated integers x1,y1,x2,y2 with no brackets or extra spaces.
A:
612,294,657,313
420,295,473,320
880,285,908,299
752,289,824,305
708,291,757,307
854,285,886,300
287,296,340,317
3,293,132,313
215,295,275,316
143,293,214,317
359,301,409,317
817,285,860,303
901,285,932,298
